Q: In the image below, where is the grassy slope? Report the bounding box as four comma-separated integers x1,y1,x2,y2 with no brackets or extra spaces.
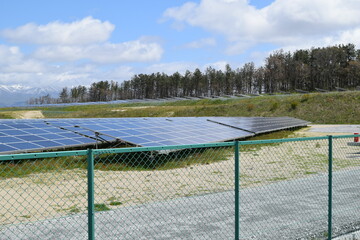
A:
1,91,359,124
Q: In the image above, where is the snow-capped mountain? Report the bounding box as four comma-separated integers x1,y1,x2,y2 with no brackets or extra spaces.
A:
0,85,60,107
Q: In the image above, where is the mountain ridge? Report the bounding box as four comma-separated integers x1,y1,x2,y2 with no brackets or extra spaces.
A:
0,85,59,107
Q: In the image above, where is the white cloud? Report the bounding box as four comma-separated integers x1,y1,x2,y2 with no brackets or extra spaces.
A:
1,16,114,45
0,17,163,64
0,45,23,64
0,45,46,73
164,0,360,52
0,16,165,90
2,60,45,73
104,66,134,79
184,38,216,48
32,41,163,63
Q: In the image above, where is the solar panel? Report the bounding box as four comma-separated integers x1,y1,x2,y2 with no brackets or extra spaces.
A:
0,119,99,154
207,117,309,134
44,117,253,147
0,117,309,154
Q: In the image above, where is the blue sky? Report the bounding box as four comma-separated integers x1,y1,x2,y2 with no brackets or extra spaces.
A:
0,0,359,90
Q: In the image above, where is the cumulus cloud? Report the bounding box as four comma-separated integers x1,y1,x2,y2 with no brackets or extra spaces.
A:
0,64,132,88
0,45,46,73
0,17,164,63
0,17,165,89
0,45,23,64
164,0,360,52
32,41,163,63
1,16,114,45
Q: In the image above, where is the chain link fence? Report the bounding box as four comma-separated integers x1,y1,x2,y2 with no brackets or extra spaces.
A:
0,135,359,239
0,151,90,239
332,136,360,237
92,143,235,239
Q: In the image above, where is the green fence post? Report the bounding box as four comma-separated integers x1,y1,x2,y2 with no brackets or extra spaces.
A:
87,149,95,240
328,136,333,240
235,141,240,240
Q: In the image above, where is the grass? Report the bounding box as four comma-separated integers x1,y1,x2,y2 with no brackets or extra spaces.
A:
94,203,110,211
109,201,123,206
1,91,359,123
0,156,87,179
58,205,82,214
0,113,13,119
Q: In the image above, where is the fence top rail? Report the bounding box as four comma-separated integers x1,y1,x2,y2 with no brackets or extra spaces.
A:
238,136,329,145
332,134,360,139
238,134,360,145
0,149,88,161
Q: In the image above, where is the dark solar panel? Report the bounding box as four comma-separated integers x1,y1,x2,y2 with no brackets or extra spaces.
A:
207,117,309,134
43,117,254,147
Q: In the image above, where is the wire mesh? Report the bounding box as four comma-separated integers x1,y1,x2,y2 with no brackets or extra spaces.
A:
238,138,330,239
0,154,89,239
92,146,236,239
0,135,359,239
332,136,360,238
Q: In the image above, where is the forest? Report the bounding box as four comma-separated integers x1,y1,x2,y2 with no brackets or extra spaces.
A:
28,43,360,105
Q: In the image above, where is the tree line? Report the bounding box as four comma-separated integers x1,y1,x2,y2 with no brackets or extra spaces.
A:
28,43,360,105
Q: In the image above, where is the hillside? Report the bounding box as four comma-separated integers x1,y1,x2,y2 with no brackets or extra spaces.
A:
0,91,359,124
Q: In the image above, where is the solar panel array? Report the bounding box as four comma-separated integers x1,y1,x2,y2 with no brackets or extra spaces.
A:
45,118,253,147
0,117,309,154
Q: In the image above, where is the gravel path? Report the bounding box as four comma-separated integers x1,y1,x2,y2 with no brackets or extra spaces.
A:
1,167,360,240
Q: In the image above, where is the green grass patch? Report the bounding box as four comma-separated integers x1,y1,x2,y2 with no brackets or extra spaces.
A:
59,205,81,214
109,201,123,206
94,203,110,212
0,113,13,119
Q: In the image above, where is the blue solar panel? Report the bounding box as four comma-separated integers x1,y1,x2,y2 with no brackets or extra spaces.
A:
55,139,84,145
0,129,28,136
8,142,42,149
0,144,17,152
0,117,309,154
0,119,99,153
33,140,64,148
0,136,22,142
16,135,46,141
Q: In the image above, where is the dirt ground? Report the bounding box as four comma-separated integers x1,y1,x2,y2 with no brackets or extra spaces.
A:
1,110,44,119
